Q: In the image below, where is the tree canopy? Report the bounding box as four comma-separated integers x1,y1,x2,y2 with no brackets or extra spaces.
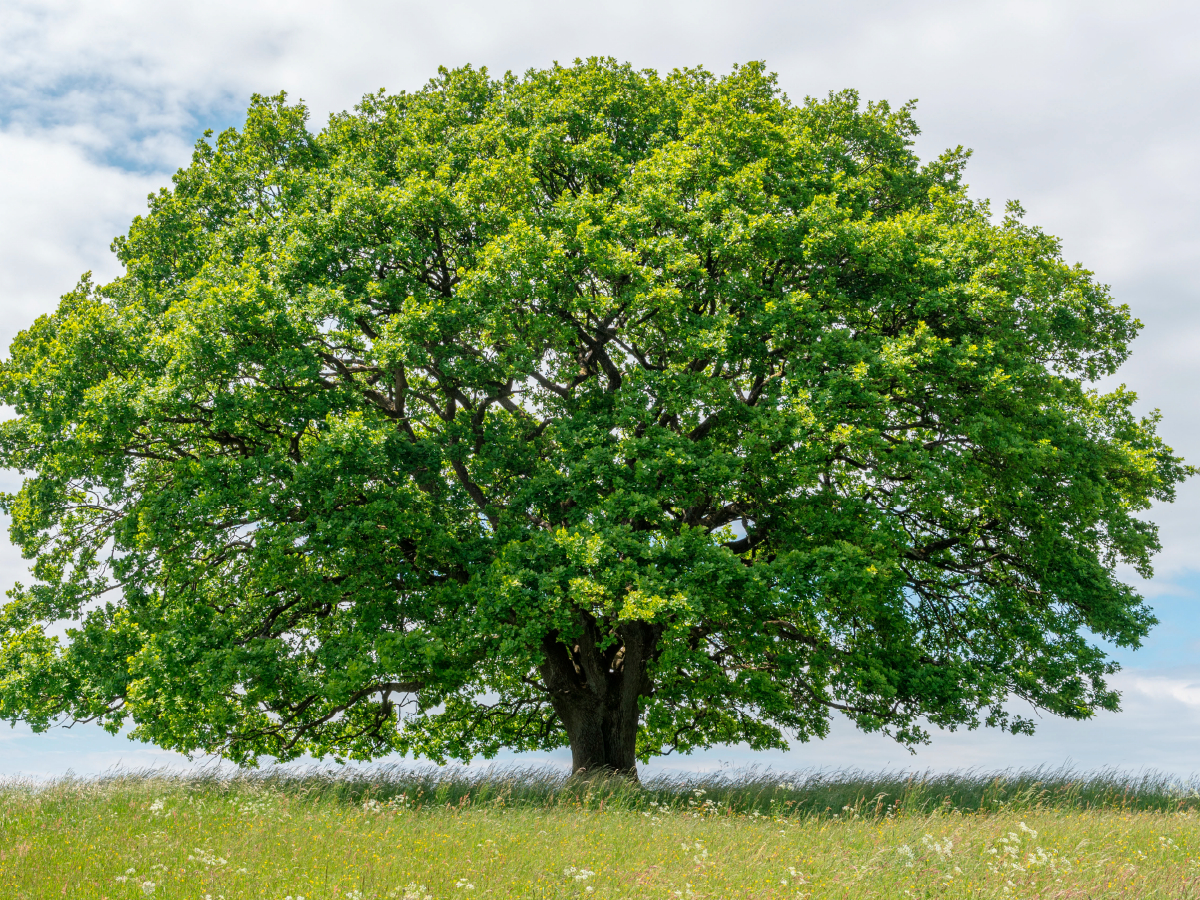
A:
0,60,1188,774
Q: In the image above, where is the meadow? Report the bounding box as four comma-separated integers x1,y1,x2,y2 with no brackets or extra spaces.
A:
4,766,1200,899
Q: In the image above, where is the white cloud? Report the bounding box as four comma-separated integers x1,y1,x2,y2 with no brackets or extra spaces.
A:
0,130,159,349
644,666,1200,777
1126,674,1200,709
0,721,195,779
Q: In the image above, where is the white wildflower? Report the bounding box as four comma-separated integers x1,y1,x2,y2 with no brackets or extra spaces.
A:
189,847,228,867
784,865,807,884
922,833,954,858
141,882,156,895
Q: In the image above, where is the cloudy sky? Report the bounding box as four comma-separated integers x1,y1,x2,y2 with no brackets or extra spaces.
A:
2,0,1199,778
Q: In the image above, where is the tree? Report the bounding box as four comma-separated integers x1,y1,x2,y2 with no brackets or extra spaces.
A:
0,60,1188,777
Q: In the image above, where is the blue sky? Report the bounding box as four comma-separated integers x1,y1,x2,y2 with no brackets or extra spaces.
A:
2,0,1199,778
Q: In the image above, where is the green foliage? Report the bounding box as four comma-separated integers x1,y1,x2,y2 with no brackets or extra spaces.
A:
0,59,1189,767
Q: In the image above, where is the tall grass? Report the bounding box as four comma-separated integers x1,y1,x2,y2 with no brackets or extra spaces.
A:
4,766,1200,898
51,762,1194,817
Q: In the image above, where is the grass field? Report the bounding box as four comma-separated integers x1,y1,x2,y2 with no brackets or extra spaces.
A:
4,766,1200,899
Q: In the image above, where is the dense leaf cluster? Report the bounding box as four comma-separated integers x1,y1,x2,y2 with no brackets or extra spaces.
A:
0,60,1187,768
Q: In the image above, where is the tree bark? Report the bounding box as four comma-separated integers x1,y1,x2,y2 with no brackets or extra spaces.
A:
540,617,658,777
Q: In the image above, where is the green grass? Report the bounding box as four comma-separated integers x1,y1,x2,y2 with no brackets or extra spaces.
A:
4,766,1200,898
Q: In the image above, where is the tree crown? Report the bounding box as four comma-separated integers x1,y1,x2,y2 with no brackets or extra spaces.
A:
0,60,1188,769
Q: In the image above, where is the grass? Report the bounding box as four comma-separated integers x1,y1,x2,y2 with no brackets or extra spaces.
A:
4,765,1200,898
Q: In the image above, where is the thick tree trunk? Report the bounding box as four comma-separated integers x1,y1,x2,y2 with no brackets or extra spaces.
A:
540,617,659,778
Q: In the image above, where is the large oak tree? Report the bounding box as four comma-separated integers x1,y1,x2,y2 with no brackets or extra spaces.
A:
0,61,1188,775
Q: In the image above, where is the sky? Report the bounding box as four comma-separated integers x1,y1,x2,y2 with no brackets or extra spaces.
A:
1,0,1199,779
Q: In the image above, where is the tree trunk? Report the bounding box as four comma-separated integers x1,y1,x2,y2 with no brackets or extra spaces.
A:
540,617,659,778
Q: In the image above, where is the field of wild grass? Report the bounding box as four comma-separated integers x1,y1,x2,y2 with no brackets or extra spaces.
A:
4,767,1200,899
